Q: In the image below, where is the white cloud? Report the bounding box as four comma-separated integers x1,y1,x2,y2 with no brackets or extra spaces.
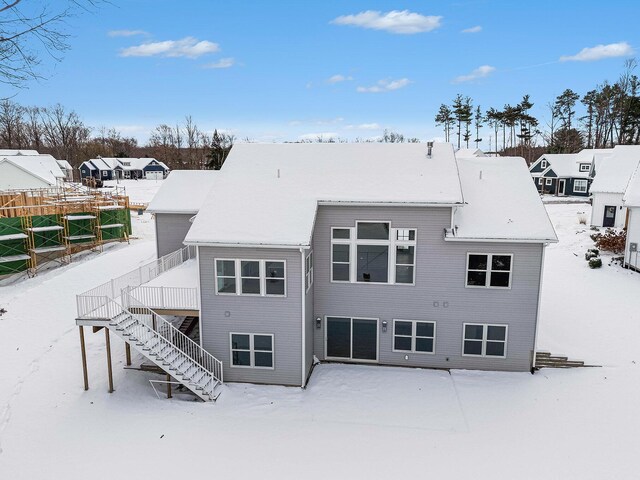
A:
120,37,220,58
356,78,412,93
327,74,353,84
203,57,235,69
108,29,148,37
345,123,382,130
461,25,482,34
559,42,634,62
452,65,495,83
331,10,442,34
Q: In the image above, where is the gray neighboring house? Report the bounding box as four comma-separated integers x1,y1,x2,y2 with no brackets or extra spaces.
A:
174,143,558,387
147,170,217,257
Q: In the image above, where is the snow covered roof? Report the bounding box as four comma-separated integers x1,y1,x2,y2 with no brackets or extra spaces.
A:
85,157,169,172
623,162,640,207
0,149,39,156
590,145,640,194
147,170,217,214
56,160,72,170
456,148,486,158
185,143,465,247
0,154,65,186
532,149,613,178
449,157,557,243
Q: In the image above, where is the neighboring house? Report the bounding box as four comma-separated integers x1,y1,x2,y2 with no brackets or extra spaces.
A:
147,170,217,257
0,149,39,156
529,149,611,197
590,146,640,228
623,163,640,271
456,148,486,158
0,154,66,190
80,157,169,180
56,160,74,182
75,143,558,399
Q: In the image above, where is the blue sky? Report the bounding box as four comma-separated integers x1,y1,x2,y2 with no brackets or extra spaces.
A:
8,0,640,146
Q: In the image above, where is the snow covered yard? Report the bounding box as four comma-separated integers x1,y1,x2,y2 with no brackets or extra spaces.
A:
1,201,639,479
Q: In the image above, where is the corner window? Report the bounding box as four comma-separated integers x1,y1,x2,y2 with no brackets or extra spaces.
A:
393,320,435,354
463,324,507,357
215,259,286,296
230,333,274,368
574,179,588,193
466,253,512,288
331,222,417,285
305,252,313,292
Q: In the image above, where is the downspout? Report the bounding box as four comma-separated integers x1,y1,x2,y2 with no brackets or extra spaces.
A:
531,243,547,372
300,247,306,387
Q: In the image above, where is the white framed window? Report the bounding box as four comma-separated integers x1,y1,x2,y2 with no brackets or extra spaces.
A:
102,170,109,177
230,333,274,368
305,251,313,292
537,178,543,185
579,163,590,172
331,222,417,285
466,253,513,288
393,320,435,354
545,178,552,186
540,160,547,169
462,323,507,358
574,179,588,193
215,259,286,297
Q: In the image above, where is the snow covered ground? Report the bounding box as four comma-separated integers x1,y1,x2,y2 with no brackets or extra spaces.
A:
1,191,639,479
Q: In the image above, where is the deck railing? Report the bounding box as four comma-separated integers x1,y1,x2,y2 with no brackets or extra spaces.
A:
123,285,199,311
76,245,196,318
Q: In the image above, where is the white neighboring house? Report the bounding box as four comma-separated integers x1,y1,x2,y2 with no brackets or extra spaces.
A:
56,160,73,182
0,149,39,156
589,146,640,228
623,163,640,271
455,148,486,158
0,154,66,190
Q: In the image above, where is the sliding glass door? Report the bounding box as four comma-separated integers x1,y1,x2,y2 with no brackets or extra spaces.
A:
326,317,378,362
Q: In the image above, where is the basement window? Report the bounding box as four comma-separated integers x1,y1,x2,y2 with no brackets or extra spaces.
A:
463,324,507,357
393,320,436,354
230,333,274,368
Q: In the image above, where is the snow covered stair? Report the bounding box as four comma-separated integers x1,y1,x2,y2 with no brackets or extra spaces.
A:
535,351,594,369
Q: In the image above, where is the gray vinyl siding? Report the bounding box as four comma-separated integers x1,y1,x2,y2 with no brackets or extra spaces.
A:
304,248,315,384
155,213,194,258
198,246,303,386
312,205,543,372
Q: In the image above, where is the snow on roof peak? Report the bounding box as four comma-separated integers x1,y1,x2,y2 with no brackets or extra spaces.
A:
590,145,640,194
452,157,557,243
0,154,65,186
147,170,217,214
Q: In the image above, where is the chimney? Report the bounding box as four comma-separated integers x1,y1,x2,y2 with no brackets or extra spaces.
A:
426,141,434,158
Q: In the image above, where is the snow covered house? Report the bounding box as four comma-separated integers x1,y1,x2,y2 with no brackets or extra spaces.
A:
456,148,486,158
56,160,73,181
590,146,640,228
0,154,66,190
80,157,169,180
75,143,557,399
147,170,217,257
529,149,611,197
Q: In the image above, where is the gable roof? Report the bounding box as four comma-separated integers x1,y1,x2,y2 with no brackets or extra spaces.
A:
0,149,40,156
185,143,464,247
456,148,486,158
623,162,640,207
0,154,65,186
56,159,72,170
450,157,557,243
590,145,640,194
147,170,217,214
532,149,613,178
84,157,170,172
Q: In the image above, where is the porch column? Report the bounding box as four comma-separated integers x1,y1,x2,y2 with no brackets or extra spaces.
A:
79,326,89,391
105,329,114,393
125,342,131,366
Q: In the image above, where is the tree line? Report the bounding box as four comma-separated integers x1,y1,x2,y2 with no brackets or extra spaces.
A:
0,100,234,170
435,60,640,162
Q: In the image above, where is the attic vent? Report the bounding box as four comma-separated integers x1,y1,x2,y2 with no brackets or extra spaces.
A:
426,141,434,158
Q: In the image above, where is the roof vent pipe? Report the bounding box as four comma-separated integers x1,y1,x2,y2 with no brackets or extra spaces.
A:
479,170,483,180
426,141,434,158
277,168,280,179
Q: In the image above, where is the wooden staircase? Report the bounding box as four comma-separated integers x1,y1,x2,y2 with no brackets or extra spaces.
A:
535,351,594,369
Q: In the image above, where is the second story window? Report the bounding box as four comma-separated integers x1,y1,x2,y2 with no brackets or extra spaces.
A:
331,222,417,285
466,253,512,288
215,259,286,297
305,252,313,292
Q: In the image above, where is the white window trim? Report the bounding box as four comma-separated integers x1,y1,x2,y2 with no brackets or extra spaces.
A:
330,222,417,286
229,332,275,369
538,178,543,185
392,319,436,355
545,178,553,186
540,160,547,169
305,251,313,292
214,259,287,297
461,323,508,358
465,253,513,289
573,179,588,193
324,316,380,363
579,163,590,172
